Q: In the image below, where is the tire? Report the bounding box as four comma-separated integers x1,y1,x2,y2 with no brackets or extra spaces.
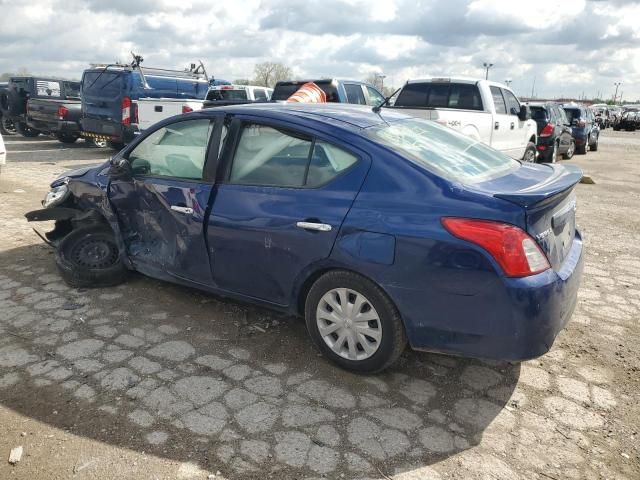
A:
613,126,620,131
55,226,127,288
0,116,16,135
108,141,126,151
56,133,79,144
576,139,587,155
550,141,558,163
590,134,598,152
305,270,407,373
522,142,537,163
562,140,575,160
88,138,108,148
17,122,40,138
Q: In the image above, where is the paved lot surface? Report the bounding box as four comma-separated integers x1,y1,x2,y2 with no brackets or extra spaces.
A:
0,133,638,480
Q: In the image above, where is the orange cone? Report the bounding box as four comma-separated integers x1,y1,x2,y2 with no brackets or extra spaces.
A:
287,82,327,103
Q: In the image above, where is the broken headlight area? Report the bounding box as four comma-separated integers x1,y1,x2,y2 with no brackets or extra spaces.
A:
42,184,70,208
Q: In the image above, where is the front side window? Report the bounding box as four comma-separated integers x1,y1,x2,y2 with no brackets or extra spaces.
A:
490,86,507,114
129,119,213,179
502,89,521,116
228,124,358,188
365,118,518,184
344,84,367,105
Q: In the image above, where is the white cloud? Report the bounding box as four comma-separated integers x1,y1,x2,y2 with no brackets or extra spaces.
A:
0,0,638,100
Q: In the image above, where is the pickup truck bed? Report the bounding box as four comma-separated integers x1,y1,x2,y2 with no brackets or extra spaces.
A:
27,98,82,142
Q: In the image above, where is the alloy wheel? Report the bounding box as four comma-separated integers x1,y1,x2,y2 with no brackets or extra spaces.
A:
316,288,382,361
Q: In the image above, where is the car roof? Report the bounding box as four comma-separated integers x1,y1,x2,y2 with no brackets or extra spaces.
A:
198,103,409,130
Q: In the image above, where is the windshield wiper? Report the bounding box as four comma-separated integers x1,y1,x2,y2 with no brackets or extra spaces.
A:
86,64,118,91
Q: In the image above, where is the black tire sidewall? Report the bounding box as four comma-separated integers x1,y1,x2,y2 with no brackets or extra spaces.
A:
305,270,406,373
55,226,127,288
523,143,537,163
56,134,79,144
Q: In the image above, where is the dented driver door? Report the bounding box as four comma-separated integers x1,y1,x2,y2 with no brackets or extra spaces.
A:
108,117,222,285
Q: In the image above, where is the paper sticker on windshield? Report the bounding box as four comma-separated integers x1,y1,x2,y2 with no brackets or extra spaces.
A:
36,81,62,97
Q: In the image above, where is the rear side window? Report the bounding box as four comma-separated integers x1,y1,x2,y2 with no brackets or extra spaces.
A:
563,108,580,123
490,87,507,114
395,82,483,110
228,124,358,187
344,84,366,105
253,89,267,101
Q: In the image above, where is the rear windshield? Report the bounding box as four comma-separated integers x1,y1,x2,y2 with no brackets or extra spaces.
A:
82,71,122,97
394,82,483,111
272,82,339,102
530,106,548,121
366,118,517,184
207,89,249,101
64,81,81,99
563,108,581,123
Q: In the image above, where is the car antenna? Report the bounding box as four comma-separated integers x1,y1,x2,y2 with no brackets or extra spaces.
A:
372,87,402,125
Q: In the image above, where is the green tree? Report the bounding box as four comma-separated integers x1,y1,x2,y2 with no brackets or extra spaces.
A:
253,62,293,88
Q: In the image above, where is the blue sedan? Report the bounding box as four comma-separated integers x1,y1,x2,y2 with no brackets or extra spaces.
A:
26,104,584,373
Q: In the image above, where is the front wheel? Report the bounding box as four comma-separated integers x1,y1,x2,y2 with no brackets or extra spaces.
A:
562,140,575,159
55,226,127,288
56,133,79,144
0,116,16,135
590,134,599,152
305,270,407,373
522,142,537,163
17,122,40,137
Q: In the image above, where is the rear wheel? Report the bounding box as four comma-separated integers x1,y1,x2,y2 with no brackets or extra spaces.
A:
17,122,40,137
305,270,407,373
55,226,127,288
562,140,575,160
590,134,599,152
108,141,126,151
56,133,79,144
576,139,587,155
522,142,537,163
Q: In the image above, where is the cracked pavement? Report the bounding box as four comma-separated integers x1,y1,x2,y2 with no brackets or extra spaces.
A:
0,134,638,479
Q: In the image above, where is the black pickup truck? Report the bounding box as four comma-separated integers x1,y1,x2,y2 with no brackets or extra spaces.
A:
0,77,83,143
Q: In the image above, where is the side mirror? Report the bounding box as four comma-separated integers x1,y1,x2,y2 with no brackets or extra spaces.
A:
109,156,132,178
518,105,531,121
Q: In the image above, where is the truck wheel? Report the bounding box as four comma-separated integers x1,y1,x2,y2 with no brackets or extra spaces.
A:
17,122,40,138
590,135,599,152
88,138,108,148
522,142,537,163
0,116,17,135
55,226,127,288
56,133,79,144
562,140,575,160
305,270,407,373
108,141,126,151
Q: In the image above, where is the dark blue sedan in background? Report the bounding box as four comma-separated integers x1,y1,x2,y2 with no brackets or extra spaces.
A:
26,103,584,373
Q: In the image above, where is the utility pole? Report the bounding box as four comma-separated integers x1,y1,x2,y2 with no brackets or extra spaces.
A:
530,76,536,99
613,82,622,104
505,79,512,87
375,73,387,92
483,62,494,80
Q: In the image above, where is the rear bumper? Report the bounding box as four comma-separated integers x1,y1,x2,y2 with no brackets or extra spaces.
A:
80,119,138,144
389,230,584,361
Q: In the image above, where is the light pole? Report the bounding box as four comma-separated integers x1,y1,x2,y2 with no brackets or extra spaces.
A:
505,79,512,87
375,73,387,91
483,62,494,80
613,82,622,104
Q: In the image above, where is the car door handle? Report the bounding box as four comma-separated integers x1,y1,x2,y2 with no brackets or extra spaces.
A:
296,221,332,232
510,122,515,129
494,121,500,130
171,205,194,215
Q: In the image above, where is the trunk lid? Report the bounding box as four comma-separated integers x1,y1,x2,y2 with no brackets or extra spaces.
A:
475,163,582,269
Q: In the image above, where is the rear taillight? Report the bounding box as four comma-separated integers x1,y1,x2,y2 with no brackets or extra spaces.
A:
540,123,555,137
122,96,132,125
576,119,586,128
441,218,550,277
57,105,69,120
182,105,193,114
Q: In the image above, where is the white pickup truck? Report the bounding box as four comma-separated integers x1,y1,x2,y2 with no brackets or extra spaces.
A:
135,85,273,132
388,78,538,162
135,98,204,131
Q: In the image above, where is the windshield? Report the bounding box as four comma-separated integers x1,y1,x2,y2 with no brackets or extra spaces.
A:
365,118,518,184
82,71,122,97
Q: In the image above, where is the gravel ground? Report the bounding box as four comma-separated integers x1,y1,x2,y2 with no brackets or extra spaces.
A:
0,132,638,480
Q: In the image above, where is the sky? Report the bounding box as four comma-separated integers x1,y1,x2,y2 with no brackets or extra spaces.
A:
0,0,638,101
